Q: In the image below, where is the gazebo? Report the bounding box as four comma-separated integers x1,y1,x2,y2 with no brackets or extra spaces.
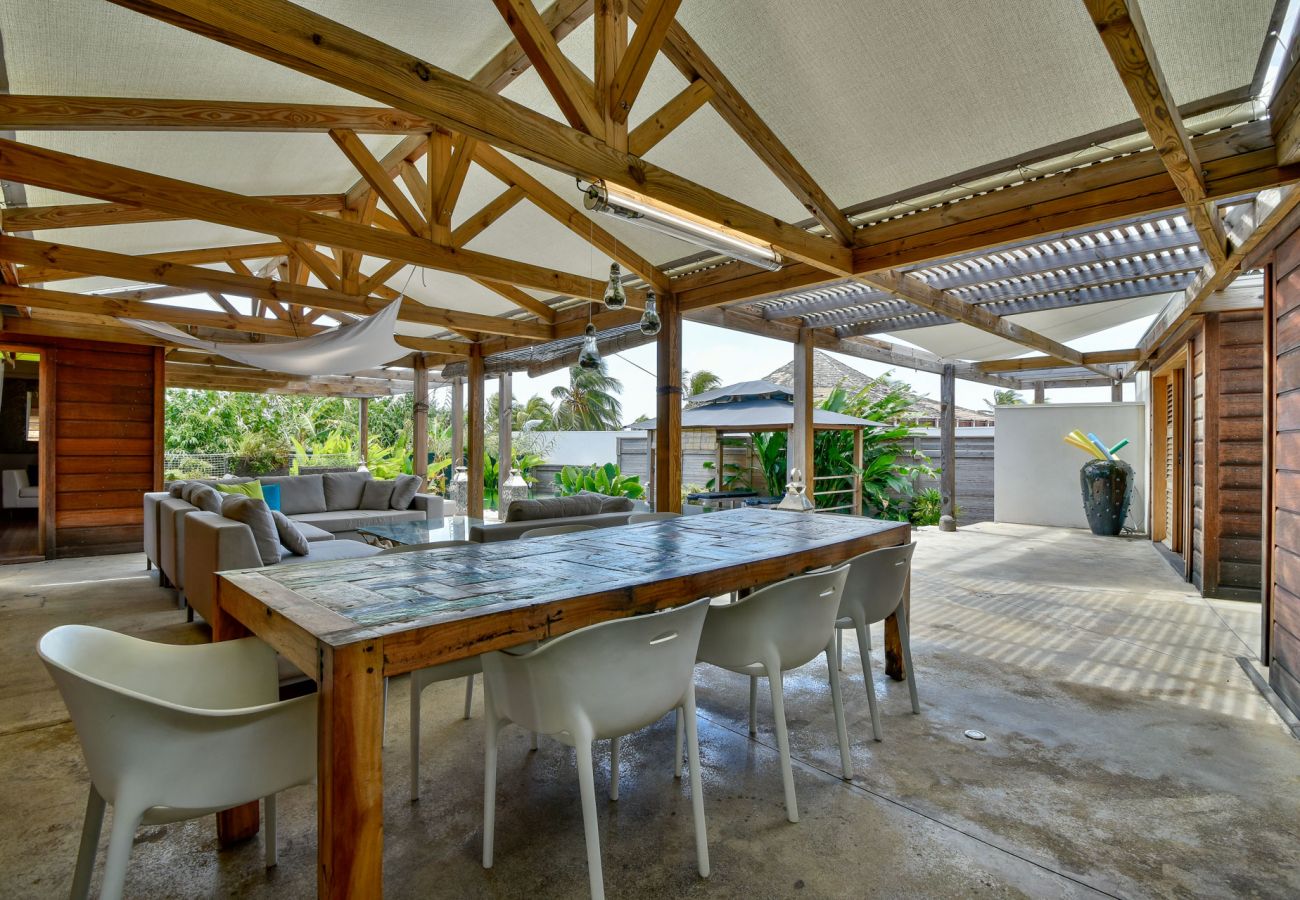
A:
637,379,876,513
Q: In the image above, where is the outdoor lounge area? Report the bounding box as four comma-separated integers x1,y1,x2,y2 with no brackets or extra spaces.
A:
4,1,1300,898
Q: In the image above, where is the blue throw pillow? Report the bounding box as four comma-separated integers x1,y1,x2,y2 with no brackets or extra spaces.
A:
261,482,282,511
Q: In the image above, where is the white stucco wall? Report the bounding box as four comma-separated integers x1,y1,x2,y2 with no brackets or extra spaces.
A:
516,430,647,466
994,403,1146,531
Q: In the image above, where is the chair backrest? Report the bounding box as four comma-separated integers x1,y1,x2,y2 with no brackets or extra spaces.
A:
2,468,27,505
481,597,711,741
377,539,474,555
521,523,596,539
839,542,915,625
627,511,681,524
697,565,850,672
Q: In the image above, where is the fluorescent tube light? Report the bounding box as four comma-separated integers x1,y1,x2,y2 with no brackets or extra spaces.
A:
582,183,783,271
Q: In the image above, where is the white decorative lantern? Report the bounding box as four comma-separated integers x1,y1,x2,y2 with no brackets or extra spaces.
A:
776,468,815,512
449,465,470,516
501,468,530,513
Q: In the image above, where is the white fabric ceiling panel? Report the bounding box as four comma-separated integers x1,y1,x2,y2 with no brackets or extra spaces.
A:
1142,0,1273,107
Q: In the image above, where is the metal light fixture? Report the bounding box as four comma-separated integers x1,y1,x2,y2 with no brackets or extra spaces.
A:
582,182,783,272
602,262,626,309
639,291,662,336
577,323,602,369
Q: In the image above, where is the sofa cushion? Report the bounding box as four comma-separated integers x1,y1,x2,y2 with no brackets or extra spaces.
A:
190,485,224,514
277,539,382,566
576,490,635,513
361,479,396,510
262,474,327,515
295,520,335,543
324,471,371,510
272,510,311,556
291,508,425,533
505,493,603,523
221,495,281,566
390,473,421,510
169,482,186,498
215,480,265,500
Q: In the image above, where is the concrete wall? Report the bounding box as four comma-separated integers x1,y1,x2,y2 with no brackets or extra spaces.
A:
515,430,648,466
994,403,1146,531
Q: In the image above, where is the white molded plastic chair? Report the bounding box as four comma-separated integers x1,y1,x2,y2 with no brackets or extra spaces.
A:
835,542,919,741
692,566,852,823
481,597,712,900
38,625,315,900
627,511,681,524
520,523,596,539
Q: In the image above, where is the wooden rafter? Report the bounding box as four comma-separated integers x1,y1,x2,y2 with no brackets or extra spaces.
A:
471,279,558,323
0,195,342,232
433,134,477,235
450,185,527,248
627,78,712,156
608,0,681,125
977,349,1139,373
329,128,428,237
491,0,605,136
106,0,848,274
594,0,629,150
1084,0,1228,267
15,241,288,285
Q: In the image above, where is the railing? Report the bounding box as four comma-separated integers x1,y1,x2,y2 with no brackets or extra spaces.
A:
811,473,860,514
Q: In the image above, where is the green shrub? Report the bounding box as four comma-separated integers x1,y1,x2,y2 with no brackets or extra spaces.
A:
232,432,283,475
555,463,644,499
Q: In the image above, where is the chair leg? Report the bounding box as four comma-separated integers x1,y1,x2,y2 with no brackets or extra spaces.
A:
857,621,883,742
462,674,475,719
264,795,277,868
748,675,758,736
574,738,606,900
836,628,844,671
98,805,141,900
530,731,539,751
410,673,423,802
145,559,152,571
864,623,872,652
609,737,620,801
897,602,920,714
185,606,194,624
683,686,710,878
482,698,500,869
674,707,684,779
70,785,105,900
766,664,798,824
824,641,853,780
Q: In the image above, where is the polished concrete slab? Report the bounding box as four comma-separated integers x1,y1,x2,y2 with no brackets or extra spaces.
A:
0,523,1296,898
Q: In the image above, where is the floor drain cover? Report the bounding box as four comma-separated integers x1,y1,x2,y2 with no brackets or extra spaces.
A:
963,729,987,741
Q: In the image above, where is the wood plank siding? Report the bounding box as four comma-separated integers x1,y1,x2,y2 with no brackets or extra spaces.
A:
1271,224,1300,715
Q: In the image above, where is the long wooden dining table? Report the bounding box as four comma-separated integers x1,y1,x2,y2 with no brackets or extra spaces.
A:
211,507,911,898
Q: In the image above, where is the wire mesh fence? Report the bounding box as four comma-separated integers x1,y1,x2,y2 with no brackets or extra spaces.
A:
163,451,361,481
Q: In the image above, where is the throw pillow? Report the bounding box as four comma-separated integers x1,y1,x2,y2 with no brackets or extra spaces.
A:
220,495,280,566
323,471,371,511
262,474,327,515
216,480,265,500
168,481,186,498
361,479,397,510
271,510,310,556
577,490,634,513
390,473,421,510
190,485,224,514
261,482,282,511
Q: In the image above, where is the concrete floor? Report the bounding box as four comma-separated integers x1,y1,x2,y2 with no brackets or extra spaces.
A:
1,523,1297,898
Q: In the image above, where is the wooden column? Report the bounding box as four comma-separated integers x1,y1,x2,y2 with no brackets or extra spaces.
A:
1111,381,1124,402
1034,381,1046,403
467,346,486,519
792,328,816,487
940,363,957,526
358,397,369,469
498,372,512,499
714,432,725,492
655,293,683,513
412,355,429,486
853,427,864,515
451,376,464,466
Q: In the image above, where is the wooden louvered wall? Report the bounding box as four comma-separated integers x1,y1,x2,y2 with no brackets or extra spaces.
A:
1270,225,1300,717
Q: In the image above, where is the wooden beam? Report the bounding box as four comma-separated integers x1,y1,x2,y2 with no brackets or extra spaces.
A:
791,328,814,484
413,356,430,484
498,371,513,498
432,134,477,234
107,0,848,274
1272,48,1300,166
450,185,527,248
450,377,464,465
939,364,956,524
356,259,406,297
627,78,712,156
467,346,486,518
0,138,616,302
595,0,629,151
284,241,343,291
976,349,1139,373
631,0,853,246
491,0,605,136
471,279,557,323
1084,0,1228,268
16,241,288,285
654,290,682,512
608,0,681,125
1,195,343,232
329,128,428,237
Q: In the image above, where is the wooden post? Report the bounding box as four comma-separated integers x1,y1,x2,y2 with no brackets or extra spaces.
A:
940,363,956,529
714,432,725,492
498,372,512,500
412,355,429,486
655,292,683,513
853,427,864,516
358,397,369,469
1034,381,1046,403
647,430,657,506
792,328,815,487
451,376,464,465
467,346,486,519
1111,381,1124,402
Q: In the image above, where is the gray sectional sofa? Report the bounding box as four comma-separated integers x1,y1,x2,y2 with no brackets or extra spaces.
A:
470,493,637,542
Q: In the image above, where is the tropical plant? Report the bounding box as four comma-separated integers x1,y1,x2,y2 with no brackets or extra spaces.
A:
482,449,547,508
752,431,788,497
551,363,623,430
907,488,961,526
685,369,722,400
984,388,1025,413
554,462,645,499
231,431,284,476
702,439,752,492
514,395,555,431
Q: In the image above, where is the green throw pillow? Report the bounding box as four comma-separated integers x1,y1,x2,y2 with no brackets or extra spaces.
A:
215,480,265,500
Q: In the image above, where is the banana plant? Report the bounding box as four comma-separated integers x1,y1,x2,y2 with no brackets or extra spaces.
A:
554,462,645,499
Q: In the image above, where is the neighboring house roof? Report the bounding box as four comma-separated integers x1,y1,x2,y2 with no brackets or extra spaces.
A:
762,350,994,426
687,380,792,404
639,395,875,432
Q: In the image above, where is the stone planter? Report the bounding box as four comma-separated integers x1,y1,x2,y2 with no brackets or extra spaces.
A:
1079,459,1133,536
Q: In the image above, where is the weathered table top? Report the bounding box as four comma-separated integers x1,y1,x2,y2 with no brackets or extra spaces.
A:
356,515,483,545
219,508,909,674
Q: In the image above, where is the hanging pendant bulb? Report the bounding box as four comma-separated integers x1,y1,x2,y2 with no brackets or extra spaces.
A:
577,323,602,369
602,262,626,310
639,290,662,336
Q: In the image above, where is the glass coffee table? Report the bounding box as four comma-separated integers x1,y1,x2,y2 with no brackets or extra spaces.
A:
357,516,484,549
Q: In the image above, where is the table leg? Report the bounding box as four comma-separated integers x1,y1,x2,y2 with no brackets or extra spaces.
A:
318,640,386,899
884,570,910,682
211,583,260,846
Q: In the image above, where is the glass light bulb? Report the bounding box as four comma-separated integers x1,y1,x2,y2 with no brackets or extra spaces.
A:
602,262,626,310
639,291,662,336
577,323,602,369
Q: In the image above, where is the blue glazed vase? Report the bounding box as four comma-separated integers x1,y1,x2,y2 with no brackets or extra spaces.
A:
1079,459,1132,536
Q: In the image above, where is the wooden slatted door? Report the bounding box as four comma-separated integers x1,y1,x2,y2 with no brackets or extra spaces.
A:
1151,358,1187,564
1165,378,1177,546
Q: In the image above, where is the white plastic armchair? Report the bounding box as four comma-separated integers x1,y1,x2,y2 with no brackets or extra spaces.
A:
480,596,712,900
693,565,852,823
836,542,919,740
38,625,316,900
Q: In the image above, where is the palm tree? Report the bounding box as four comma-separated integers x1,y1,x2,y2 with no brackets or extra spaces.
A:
551,363,623,430
685,369,722,399
513,395,555,431
984,389,1025,414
